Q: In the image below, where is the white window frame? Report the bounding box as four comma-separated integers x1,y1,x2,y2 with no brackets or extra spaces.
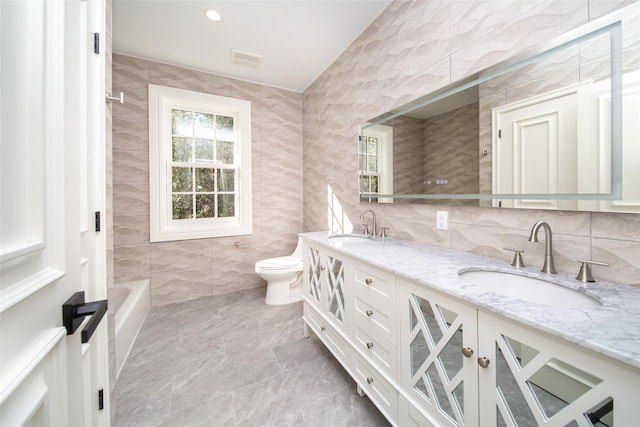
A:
149,84,252,242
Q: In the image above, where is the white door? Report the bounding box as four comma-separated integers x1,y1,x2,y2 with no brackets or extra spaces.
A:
493,86,582,210
0,0,109,426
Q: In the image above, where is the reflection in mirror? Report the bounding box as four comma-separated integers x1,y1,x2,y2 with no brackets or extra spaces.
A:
496,335,609,426
360,13,640,212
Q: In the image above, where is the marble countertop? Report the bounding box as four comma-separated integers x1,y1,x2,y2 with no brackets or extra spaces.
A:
301,231,640,371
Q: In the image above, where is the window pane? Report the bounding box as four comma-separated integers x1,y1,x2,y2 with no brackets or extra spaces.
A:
195,168,215,192
195,194,215,218
217,169,235,192
216,140,234,164
172,194,193,220
358,136,365,154
172,137,192,161
359,155,365,172
195,139,214,162
371,175,379,192
194,112,214,138
217,194,235,217
172,167,192,192
368,156,378,173
359,176,370,193
367,137,378,155
216,115,234,141
172,110,193,136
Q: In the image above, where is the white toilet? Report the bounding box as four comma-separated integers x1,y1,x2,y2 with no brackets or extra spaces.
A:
255,237,304,305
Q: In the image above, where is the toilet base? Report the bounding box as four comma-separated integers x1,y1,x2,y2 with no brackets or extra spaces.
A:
265,278,303,305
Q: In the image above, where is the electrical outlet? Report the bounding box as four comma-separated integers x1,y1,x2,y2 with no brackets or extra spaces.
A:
436,210,448,230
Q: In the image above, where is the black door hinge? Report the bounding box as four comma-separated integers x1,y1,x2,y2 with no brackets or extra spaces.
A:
98,388,104,410
94,33,100,54
95,211,101,232
498,129,502,138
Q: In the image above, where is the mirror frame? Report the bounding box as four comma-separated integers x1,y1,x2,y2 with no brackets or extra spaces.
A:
360,17,624,202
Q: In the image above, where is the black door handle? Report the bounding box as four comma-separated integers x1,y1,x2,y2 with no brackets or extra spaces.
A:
62,291,108,343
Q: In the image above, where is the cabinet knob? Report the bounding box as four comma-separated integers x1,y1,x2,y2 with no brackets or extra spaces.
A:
320,326,326,332
365,278,373,285
477,357,490,369
366,342,374,349
366,310,374,317
366,377,374,384
320,266,326,271
462,347,474,358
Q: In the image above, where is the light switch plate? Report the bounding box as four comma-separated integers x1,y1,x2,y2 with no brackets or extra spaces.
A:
436,210,448,230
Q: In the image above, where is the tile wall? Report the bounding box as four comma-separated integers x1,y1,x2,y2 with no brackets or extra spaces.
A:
303,0,640,285
112,55,304,306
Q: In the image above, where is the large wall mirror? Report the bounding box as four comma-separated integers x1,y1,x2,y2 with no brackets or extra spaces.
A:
359,9,640,213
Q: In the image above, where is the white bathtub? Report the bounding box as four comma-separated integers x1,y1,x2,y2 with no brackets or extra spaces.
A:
114,280,150,380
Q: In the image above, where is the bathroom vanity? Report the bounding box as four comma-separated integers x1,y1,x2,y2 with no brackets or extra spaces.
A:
300,231,640,427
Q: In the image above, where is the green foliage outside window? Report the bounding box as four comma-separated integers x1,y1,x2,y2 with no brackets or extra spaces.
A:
170,109,237,220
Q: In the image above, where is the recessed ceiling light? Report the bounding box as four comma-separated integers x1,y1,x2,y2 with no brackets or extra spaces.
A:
204,8,221,22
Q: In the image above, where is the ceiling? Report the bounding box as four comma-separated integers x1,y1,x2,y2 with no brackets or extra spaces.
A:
112,0,392,92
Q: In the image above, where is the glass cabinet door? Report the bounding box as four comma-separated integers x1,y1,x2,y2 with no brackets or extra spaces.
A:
477,311,625,427
305,246,322,306
400,280,478,427
325,254,345,324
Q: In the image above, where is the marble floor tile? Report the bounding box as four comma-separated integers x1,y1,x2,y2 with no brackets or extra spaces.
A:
115,289,390,427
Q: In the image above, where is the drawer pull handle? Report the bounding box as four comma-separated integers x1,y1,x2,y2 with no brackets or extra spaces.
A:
366,342,374,349
320,326,326,332
366,310,374,317
365,278,373,285
462,347,474,358
320,266,326,271
366,377,374,384
478,357,490,369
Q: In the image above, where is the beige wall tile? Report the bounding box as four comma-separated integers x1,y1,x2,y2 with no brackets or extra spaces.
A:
151,266,214,306
113,56,304,305
303,0,639,287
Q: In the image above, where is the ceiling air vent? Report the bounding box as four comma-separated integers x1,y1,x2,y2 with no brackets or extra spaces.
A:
229,49,263,70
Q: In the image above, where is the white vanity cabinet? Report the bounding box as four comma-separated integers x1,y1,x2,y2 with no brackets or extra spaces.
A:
301,237,640,427
399,277,640,427
303,243,350,366
347,260,399,421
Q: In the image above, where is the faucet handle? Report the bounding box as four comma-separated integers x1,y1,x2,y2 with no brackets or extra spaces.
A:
576,259,609,282
361,223,369,235
504,247,525,268
379,227,389,239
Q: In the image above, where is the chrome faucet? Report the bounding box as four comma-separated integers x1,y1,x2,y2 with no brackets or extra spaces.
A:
528,221,557,274
360,209,377,238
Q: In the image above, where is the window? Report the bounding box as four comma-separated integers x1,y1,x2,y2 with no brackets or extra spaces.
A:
359,134,380,202
149,84,252,242
359,124,393,203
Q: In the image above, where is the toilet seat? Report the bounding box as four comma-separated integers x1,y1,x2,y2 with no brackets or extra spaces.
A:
255,256,302,273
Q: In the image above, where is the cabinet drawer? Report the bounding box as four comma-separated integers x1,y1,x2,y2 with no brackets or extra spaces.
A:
303,304,349,366
353,319,397,379
352,263,395,304
354,354,398,423
352,292,395,345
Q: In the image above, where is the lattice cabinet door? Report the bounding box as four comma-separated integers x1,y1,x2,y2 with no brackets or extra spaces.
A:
325,253,346,326
477,310,640,427
304,245,323,308
399,279,480,427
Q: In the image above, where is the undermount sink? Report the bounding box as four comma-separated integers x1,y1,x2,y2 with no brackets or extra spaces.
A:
458,270,601,308
328,234,372,243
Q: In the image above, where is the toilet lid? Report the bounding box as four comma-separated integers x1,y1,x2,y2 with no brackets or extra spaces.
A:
257,256,302,270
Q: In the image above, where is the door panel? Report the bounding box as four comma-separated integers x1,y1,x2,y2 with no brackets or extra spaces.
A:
0,0,109,425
